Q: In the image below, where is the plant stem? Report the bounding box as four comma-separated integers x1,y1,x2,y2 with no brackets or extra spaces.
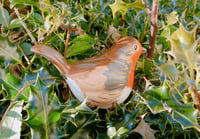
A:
190,86,200,115
146,0,159,59
193,0,197,14
39,1,45,20
41,24,56,42
0,85,29,128
0,2,9,27
64,24,71,58
25,53,36,71
14,8,37,45
143,0,151,14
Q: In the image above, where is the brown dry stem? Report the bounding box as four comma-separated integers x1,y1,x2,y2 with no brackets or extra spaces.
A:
143,0,159,59
14,8,37,45
191,86,200,115
64,24,72,58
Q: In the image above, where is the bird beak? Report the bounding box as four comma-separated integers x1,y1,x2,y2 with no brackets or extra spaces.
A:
142,47,147,54
142,47,147,52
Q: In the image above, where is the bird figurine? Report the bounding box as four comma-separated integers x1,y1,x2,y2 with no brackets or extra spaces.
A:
31,36,142,107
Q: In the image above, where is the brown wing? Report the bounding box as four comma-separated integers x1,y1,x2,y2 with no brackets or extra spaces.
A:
68,36,136,75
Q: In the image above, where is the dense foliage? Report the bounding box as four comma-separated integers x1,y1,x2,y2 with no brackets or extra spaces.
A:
0,0,199,138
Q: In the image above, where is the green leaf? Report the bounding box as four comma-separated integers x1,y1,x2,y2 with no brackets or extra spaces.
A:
49,110,61,123
0,79,19,99
133,117,157,139
172,99,199,130
6,71,21,86
10,0,38,8
26,77,61,138
0,101,23,139
109,108,139,131
141,85,170,113
169,24,200,67
109,0,145,19
0,8,9,27
0,37,19,63
159,63,178,77
166,11,178,25
63,99,95,114
107,126,116,138
9,18,22,29
31,12,44,25
21,43,33,55
66,35,96,58
59,99,97,138
142,84,200,131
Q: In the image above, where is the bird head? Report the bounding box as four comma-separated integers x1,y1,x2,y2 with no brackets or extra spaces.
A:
109,36,143,62
112,36,143,88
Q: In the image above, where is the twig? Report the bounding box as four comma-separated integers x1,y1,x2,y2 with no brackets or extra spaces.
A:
41,24,56,42
18,45,30,65
147,0,159,59
143,0,151,15
39,1,45,20
193,0,197,14
64,24,72,58
191,86,200,115
0,84,29,128
0,2,9,27
14,8,37,45
25,53,36,70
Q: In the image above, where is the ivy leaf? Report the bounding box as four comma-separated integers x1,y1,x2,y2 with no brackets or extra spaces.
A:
109,0,145,19
0,101,23,139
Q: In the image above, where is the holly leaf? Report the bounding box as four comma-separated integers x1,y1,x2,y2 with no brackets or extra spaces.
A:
26,77,61,139
170,96,199,130
109,0,145,19
166,11,178,25
59,100,97,138
168,24,200,67
108,25,121,41
132,116,157,139
0,101,23,139
141,84,170,114
0,37,19,64
142,83,200,131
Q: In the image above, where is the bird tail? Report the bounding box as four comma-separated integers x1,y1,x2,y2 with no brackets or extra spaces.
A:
31,44,70,76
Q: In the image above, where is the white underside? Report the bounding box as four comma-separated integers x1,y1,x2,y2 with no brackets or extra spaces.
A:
116,86,132,103
66,77,132,105
66,77,85,101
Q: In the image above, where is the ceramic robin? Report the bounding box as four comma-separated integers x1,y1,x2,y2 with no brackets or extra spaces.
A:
31,36,142,107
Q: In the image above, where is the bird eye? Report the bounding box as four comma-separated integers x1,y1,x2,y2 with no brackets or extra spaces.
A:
133,44,138,50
